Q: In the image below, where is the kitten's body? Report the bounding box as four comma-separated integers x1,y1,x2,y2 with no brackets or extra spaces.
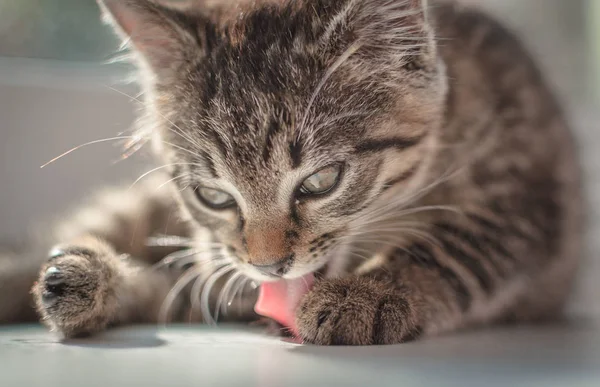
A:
0,0,582,345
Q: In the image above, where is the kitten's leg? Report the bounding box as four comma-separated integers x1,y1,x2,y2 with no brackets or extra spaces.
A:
296,249,442,345
31,178,192,338
33,236,178,337
296,220,554,345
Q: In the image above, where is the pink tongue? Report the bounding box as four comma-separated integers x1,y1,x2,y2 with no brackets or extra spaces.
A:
254,273,315,336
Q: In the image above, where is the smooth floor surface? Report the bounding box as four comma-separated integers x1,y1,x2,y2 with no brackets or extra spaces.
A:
1,322,600,387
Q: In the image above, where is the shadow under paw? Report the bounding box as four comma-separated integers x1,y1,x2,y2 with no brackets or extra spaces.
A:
63,326,167,349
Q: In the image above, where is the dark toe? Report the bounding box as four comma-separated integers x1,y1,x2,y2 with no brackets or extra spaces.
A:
41,289,59,307
42,267,66,306
44,266,64,286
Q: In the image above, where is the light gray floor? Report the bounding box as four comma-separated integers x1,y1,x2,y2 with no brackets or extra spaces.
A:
1,322,600,387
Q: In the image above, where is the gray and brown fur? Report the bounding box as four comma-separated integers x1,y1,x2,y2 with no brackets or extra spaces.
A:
0,0,582,345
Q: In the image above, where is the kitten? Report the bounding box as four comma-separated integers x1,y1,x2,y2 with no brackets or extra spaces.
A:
0,0,582,345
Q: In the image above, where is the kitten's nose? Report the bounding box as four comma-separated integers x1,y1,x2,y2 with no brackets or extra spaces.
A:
251,255,294,277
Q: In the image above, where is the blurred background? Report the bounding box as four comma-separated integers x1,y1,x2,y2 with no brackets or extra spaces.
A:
0,0,598,315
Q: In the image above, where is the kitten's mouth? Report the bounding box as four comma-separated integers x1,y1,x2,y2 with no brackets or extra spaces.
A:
254,272,315,337
253,253,338,337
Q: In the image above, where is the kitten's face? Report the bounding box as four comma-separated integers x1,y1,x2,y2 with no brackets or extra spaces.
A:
101,0,446,281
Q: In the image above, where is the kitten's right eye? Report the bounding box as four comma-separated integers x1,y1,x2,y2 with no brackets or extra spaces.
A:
194,187,236,209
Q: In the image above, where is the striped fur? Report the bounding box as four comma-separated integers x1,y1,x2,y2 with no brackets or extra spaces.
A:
0,0,582,344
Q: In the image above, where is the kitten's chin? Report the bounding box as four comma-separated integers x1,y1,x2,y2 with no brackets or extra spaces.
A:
284,243,351,281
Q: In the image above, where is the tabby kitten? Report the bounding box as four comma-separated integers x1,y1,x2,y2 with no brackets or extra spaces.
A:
0,0,582,345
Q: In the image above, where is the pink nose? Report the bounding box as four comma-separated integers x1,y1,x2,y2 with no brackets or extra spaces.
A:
245,221,290,267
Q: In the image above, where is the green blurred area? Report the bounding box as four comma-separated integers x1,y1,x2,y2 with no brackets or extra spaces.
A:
0,0,118,62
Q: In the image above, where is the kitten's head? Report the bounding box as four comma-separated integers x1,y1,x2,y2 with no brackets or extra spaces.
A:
100,0,447,281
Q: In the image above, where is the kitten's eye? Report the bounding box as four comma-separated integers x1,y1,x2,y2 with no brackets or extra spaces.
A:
195,187,236,209
299,164,342,196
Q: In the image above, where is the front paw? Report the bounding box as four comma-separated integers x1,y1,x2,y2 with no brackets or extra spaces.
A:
32,239,121,338
296,277,422,345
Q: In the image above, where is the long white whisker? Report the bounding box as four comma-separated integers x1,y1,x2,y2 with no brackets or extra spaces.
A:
155,174,189,191
40,136,136,168
189,260,228,318
215,271,244,321
128,163,204,190
348,228,442,248
227,277,250,310
105,85,203,149
350,161,467,227
159,267,204,325
150,249,209,271
347,219,431,232
354,205,461,228
347,238,416,257
200,265,235,325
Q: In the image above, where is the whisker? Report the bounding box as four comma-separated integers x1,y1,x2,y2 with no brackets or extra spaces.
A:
228,276,249,309
155,174,189,191
104,85,203,149
40,136,136,168
150,249,201,271
349,227,442,249
347,219,431,232
354,205,460,228
350,160,468,228
128,163,204,190
200,265,235,325
215,271,244,321
188,259,230,321
341,237,416,252
158,266,204,326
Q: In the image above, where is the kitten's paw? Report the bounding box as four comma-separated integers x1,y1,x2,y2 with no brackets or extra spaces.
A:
32,239,122,338
296,277,422,345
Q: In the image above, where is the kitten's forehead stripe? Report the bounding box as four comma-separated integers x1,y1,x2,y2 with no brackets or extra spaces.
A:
354,135,426,154
289,140,303,169
262,118,281,163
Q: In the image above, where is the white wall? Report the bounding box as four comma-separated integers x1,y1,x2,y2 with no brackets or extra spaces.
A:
0,59,146,243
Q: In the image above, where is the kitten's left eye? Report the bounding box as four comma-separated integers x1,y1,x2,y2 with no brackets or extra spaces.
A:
195,187,236,209
299,164,342,196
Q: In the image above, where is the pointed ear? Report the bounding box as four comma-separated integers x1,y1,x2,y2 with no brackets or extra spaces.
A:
97,0,212,76
321,0,434,68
